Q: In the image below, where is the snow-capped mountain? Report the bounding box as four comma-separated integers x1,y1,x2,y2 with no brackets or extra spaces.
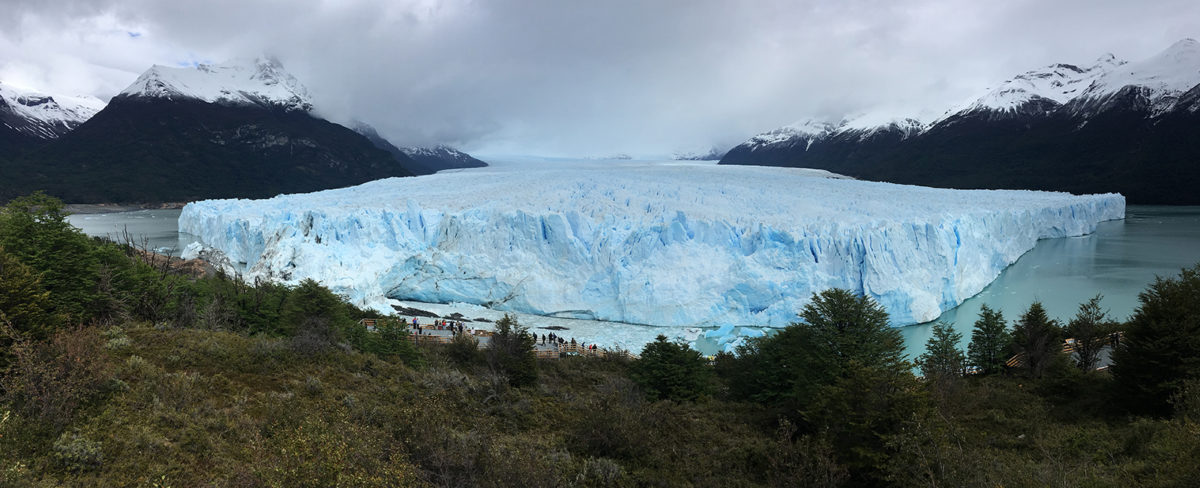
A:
0,82,105,140
400,145,487,170
117,57,312,112
3,58,416,203
838,114,927,140
721,38,1200,204
746,119,838,150
671,147,728,161
352,122,487,175
735,114,926,156
952,55,1125,118
1069,38,1200,117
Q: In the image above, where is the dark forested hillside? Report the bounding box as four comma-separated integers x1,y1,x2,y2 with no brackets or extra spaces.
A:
720,105,1200,204
1,98,416,203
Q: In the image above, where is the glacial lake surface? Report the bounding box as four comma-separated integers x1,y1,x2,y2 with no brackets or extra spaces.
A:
68,205,1200,357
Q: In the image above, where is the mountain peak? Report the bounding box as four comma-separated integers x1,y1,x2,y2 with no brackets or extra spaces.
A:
1077,37,1200,112
0,81,105,139
956,55,1123,115
118,57,312,111
1166,37,1200,53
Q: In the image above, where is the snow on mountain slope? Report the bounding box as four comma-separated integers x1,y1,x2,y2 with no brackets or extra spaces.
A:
401,145,475,161
179,161,1124,329
118,57,312,111
738,113,924,153
1074,38,1200,115
958,55,1125,114
743,119,837,151
0,82,105,139
838,113,927,140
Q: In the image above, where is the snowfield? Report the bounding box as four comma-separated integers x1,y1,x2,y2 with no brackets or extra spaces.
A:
179,160,1124,329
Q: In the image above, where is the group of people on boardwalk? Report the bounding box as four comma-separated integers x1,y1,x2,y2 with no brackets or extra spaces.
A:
409,317,468,337
394,317,602,355
541,332,598,351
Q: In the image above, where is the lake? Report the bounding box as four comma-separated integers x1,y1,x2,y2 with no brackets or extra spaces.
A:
67,205,1200,356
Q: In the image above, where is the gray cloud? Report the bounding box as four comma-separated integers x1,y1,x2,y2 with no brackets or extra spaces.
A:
2,0,1198,157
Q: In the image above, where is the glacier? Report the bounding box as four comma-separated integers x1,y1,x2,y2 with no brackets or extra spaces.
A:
179,161,1125,328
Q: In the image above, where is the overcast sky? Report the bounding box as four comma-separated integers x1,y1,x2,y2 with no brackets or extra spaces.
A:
2,0,1197,157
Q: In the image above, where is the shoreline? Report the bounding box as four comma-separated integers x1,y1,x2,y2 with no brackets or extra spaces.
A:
64,202,188,214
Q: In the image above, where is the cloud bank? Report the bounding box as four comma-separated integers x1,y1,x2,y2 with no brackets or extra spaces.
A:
2,0,1198,157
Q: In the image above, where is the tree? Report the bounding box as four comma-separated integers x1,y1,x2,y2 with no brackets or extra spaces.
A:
629,335,712,402
800,288,906,377
967,304,1010,375
1,249,60,372
1111,264,1200,416
1065,294,1116,373
0,249,56,339
280,279,351,337
485,314,537,387
0,193,101,321
917,321,965,381
1011,302,1062,378
723,288,920,484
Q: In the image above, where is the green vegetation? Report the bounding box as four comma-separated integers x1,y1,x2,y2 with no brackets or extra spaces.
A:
2,194,1200,486
484,314,538,387
1111,264,1200,417
629,335,712,402
1066,294,1117,373
967,304,1010,375
1011,301,1062,378
917,321,965,381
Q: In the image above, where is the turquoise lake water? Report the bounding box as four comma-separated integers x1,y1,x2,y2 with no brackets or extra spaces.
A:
67,206,1200,357
898,206,1200,359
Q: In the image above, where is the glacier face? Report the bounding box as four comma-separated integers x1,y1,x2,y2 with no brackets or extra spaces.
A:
179,161,1125,328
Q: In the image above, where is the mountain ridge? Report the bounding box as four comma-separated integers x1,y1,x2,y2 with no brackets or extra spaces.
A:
719,39,1200,204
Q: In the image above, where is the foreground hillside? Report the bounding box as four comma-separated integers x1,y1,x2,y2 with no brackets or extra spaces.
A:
2,193,1200,487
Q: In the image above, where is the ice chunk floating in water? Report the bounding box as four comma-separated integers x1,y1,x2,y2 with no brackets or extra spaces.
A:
179,162,1124,327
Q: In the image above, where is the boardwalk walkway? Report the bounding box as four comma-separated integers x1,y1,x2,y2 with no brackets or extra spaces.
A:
1005,332,1124,370
359,318,611,359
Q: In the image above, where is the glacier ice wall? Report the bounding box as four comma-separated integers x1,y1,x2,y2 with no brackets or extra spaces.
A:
179,163,1125,327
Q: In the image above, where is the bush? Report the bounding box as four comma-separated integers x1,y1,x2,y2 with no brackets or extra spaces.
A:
0,326,112,430
289,317,338,356
485,315,537,387
52,431,102,472
628,335,712,402
1112,264,1200,416
447,332,483,367
0,193,101,322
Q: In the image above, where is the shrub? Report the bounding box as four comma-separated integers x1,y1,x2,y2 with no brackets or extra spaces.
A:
447,332,483,367
1112,264,1200,416
628,335,712,402
289,317,337,356
0,193,101,322
0,326,112,430
485,315,537,387
52,431,102,472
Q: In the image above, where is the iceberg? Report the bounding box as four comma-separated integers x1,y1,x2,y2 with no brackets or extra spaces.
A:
179,161,1124,328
